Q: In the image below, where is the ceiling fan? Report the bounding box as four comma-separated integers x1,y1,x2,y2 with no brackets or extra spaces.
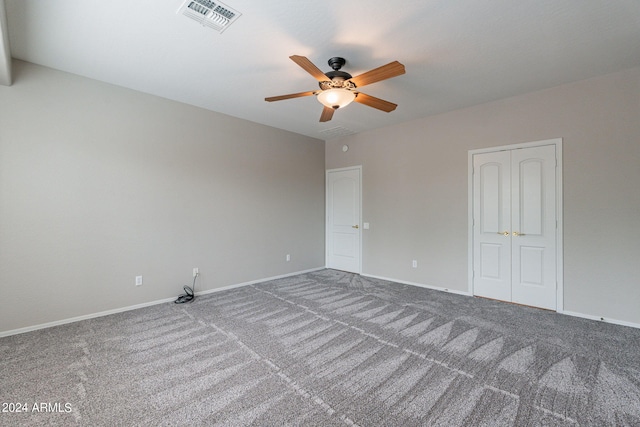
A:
265,55,406,122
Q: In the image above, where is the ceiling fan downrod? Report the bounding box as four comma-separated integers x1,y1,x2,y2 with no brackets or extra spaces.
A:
325,57,353,81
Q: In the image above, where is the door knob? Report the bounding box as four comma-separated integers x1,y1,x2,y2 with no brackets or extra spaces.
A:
497,231,509,236
352,225,359,229
512,231,525,236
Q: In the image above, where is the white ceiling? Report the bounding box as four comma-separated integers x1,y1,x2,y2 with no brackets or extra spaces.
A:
4,0,640,140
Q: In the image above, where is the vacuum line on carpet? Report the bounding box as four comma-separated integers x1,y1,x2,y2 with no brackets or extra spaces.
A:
253,286,476,379
204,317,360,426
252,283,583,425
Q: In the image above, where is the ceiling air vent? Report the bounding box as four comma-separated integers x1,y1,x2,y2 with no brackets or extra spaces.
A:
318,126,356,139
177,0,241,33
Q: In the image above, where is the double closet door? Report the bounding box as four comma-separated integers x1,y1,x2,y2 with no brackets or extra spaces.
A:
472,144,557,310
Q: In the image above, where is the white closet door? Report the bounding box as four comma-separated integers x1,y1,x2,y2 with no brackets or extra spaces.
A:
511,145,557,310
472,145,557,310
473,151,512,302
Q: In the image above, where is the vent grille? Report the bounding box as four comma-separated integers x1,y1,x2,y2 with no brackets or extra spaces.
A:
178,0,241,33
214,5,235,19
318,126,357,139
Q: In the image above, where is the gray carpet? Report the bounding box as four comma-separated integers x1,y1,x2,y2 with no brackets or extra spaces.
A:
2,269,640,426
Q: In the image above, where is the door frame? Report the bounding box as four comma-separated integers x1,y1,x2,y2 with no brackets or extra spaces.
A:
468,138,563,311
326,165,363,274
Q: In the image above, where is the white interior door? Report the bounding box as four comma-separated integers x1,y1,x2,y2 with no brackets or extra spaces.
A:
473,151,512,302
472,145,557,310
511,145,557,309
326,167,361,273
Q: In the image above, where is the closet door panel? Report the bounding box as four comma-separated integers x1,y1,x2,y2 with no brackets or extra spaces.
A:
511,145,557,310
473,151,512,302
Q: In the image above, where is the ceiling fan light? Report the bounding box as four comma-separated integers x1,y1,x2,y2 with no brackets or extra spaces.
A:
317,89,356,109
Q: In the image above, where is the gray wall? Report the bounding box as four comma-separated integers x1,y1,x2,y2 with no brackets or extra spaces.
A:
326,67,640,325
0,61,325,333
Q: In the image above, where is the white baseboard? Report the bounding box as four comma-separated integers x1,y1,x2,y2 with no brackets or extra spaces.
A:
0,297,175,338
361,273,472,297
0,267,325,338
362,272,639,330
559,310,640,330
195,267,325,297
6,267,636,338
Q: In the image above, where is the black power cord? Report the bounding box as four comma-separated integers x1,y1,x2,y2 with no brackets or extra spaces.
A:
174,273,198,304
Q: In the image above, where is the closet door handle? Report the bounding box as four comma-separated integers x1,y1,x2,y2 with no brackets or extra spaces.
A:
352,225,359,229
512,231,525,236
497,231,510,236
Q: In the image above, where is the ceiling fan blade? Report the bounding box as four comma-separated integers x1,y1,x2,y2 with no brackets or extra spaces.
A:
348,61,405,88
265,91,316,102
354,92,398,112
319,106,335,122
290,55,328,82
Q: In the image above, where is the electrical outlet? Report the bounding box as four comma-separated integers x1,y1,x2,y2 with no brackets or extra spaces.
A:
135,276,143,286
286,254,291,262
193,267,199,277
412,260,418,269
